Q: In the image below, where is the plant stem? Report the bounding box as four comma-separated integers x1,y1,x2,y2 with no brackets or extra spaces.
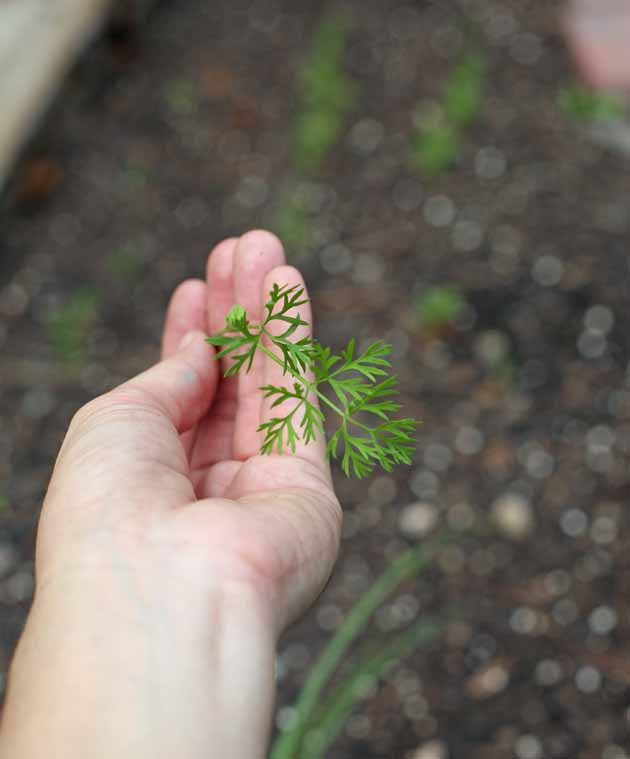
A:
258,336,381,440
269,537,449,759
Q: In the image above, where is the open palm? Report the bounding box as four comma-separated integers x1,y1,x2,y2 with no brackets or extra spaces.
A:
39,231,341,633
159,231,341,627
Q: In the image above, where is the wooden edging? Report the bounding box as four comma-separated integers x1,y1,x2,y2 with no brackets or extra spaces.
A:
0,0,117,191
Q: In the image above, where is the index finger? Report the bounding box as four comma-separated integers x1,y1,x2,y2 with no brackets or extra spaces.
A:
260,265,332,482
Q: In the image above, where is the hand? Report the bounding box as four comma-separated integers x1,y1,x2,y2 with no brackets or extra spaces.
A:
0,231,342,759
564,0,630,90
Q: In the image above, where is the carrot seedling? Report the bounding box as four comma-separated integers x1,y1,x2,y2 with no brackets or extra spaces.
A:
208,284,418,478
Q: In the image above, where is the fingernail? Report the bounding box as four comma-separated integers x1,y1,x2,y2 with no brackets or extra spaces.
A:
178,331,197,349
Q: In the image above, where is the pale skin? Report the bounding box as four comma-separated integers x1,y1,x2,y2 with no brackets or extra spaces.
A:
563,0,630,90
0,230,342,759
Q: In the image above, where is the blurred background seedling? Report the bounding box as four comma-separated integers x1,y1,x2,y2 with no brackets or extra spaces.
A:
106,242,146,283
293,13,358,174
270,535,452,759
274,189,313,253
163,77,199,116
46,288,100,366
411,52,486,177
558,83,625,123
415,286,467,336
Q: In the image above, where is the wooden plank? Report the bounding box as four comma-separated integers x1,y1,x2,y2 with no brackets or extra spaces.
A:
0,0,115,190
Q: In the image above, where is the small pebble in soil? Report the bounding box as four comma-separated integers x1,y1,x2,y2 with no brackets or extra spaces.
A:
410,469,439,499
447,501,476,531
451,219,483,252
422,443,453,473
552,598,579,626
473,330,510,368
316,603,343,632
509,33,543,66
368,475,397,506
510,607,538,635
4,565,34,603
492,492,534,539
466,660,510,699
454,426,484,455
0,542,19,579
575,665,602,694
398,502,438,538
577,329,607,360
319,242,352,275
584,305,614,335
475,147,507,181
514,733,543,759
559,508,588,538
423,195,456,228
410,739,448,759
352,253,385,284
589,605,618,635
534,658,563,687
348,118,384,155
532,254,564,287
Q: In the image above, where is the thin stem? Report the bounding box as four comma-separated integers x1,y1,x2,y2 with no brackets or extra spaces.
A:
258,333,381,440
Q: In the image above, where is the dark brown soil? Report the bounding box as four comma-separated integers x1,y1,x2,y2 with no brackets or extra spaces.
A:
2,1,630,757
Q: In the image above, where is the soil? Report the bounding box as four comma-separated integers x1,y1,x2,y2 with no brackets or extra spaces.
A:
2,1,630,757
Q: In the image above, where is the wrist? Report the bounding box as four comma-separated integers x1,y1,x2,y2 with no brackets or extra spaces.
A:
1,572,277,759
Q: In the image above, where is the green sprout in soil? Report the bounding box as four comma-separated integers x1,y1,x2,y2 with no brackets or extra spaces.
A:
293,14,358,173
558,84,625,124
163,77,198,116
270,535,451,759
416,286,466,332
274,190,313,253
106,243,145,283
46,288,100,365
207,283,417,478
411,52,486,176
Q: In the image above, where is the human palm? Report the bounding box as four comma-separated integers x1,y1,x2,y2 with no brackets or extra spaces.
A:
38,231,341,631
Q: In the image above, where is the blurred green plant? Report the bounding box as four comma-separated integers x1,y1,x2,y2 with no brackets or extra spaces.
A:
293,14,358,173
558,84,625,123
0,489,7,512
416,286,466,332
46,288,100,365
106,243,145,283
411,52,486,176
274,190,313,252
270,536,450,759
163,77,198,116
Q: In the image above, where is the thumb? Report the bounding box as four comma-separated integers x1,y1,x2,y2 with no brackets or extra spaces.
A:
48,331,218,514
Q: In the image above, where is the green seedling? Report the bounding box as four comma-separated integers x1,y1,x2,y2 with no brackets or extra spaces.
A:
270,536,451,759
106,243,145,282
274,190,313,252
293,14,358,173
412,52,486,176
163,77,198,116
416,286,466,332
558,84,625,123
46,288,100,365
444,52,486,129
208,283,418,478
411,122,461,177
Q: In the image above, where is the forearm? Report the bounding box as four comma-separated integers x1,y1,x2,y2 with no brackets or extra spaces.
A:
0,576,276,759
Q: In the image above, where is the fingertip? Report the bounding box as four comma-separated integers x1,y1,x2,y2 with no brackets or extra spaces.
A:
162,279,207,359
207,237,239,282
263,264,306,292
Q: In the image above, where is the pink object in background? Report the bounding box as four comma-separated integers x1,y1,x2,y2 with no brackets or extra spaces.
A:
564,0,630,90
